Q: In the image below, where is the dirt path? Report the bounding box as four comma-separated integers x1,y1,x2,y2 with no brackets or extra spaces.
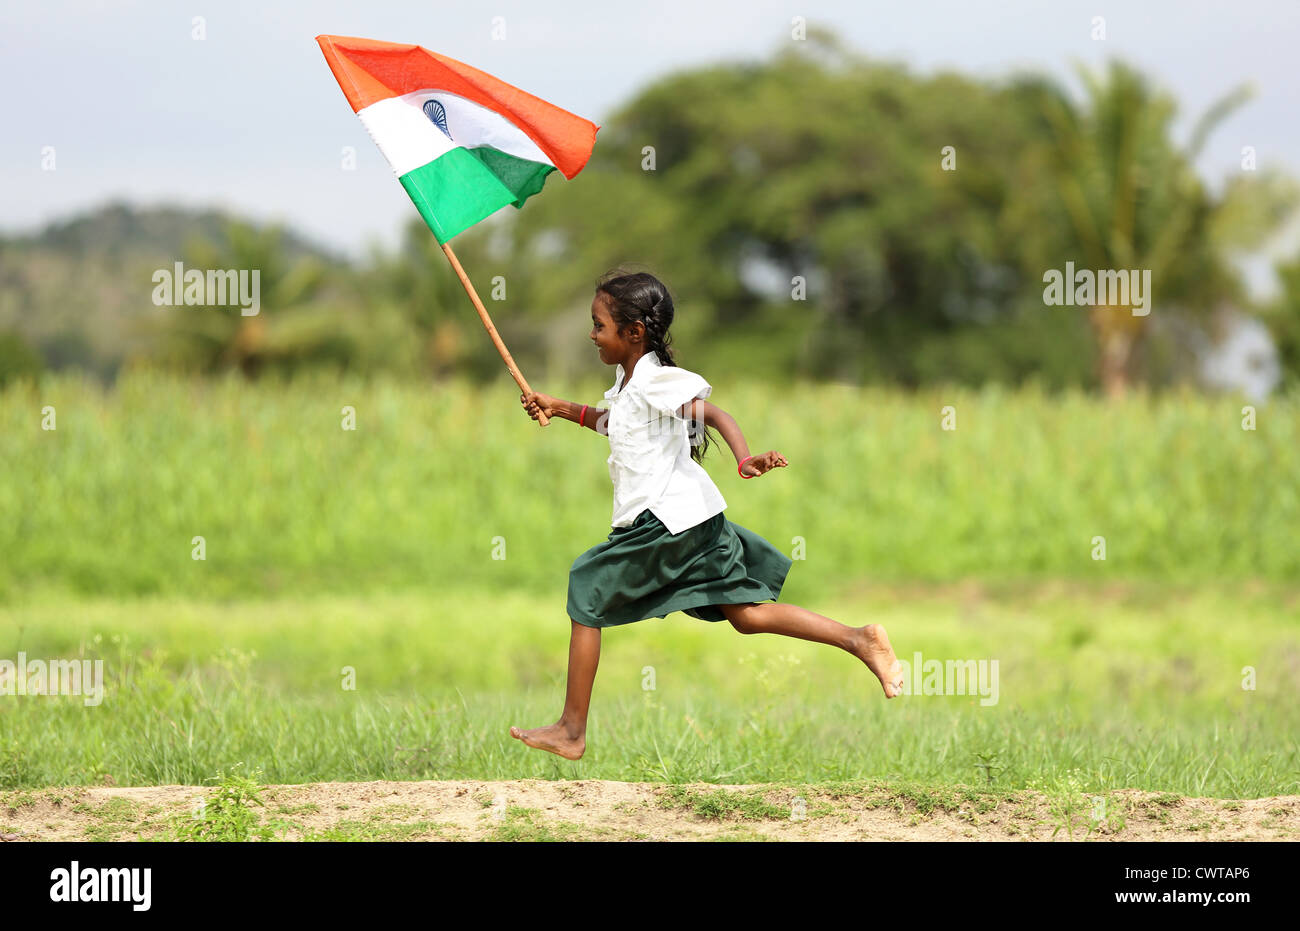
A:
2,780,1297,842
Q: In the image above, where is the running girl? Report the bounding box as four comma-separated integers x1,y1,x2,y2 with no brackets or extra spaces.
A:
511,270,903,760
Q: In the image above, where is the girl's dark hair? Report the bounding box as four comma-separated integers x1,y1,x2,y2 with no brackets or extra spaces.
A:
595,269,718,464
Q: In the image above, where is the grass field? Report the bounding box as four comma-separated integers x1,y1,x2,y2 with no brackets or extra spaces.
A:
2,581,1296,797
3,371,1298,600
2,373,1298,818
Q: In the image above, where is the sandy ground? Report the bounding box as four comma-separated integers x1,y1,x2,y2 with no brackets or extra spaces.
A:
2,780,1297,842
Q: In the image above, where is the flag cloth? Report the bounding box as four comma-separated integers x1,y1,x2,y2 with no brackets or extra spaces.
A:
317,34,600,243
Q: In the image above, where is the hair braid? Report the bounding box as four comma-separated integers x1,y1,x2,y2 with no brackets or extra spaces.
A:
642,296,676,367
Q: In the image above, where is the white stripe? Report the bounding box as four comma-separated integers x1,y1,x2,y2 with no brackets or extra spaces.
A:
356,89,555,178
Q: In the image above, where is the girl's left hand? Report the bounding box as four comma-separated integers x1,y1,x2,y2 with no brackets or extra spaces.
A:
741,450,788,477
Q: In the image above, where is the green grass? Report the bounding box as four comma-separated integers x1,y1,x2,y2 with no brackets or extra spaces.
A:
2,371,1298,602
301,819,457,841
166,766,272,841
657,785,793,821
3,374,1297,800
0,583,1295,796
485,806,593,841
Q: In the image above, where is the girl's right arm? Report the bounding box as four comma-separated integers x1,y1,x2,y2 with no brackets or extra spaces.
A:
521,392,609,435
683,398,788,477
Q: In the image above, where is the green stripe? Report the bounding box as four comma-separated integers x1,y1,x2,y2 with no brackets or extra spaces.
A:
398,147,557,244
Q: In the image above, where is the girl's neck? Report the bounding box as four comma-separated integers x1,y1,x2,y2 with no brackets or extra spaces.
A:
617,347,649,390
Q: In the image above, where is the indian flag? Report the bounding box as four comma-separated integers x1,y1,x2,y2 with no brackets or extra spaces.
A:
317,34,600,243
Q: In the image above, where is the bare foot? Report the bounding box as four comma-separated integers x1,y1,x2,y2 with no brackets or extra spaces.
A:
509,722,586,760
853,624,904,698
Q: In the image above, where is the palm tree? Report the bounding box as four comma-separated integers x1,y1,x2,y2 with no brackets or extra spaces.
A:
1007,60,1277,397
165,221,336,376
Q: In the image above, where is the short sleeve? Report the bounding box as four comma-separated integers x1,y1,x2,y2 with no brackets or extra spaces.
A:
640,365,712,416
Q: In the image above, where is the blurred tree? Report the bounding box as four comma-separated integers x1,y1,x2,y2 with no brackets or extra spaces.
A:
1263,251,1300,390
7,38,1296,396
357,218,514,382
158,221,350,376
1003,61,1299,397
492,26,1082,388
0,329,43,387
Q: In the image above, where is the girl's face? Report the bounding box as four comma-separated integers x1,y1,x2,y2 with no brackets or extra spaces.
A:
590,292,641,366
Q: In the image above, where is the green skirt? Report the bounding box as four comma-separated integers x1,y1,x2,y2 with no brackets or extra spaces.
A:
566,508,793,629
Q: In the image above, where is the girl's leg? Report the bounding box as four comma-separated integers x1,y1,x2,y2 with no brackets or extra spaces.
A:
510,619,601,759
719,602,904,698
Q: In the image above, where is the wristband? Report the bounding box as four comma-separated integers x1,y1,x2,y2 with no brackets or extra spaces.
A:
579,404,588,428
738,455,756,479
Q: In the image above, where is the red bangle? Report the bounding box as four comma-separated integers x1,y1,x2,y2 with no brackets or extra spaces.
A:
738,455,756,478
579,404,588,427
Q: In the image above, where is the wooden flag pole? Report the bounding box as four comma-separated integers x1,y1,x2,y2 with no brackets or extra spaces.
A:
439,242,549,427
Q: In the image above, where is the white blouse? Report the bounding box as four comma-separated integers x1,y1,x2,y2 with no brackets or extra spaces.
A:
599,351,728,535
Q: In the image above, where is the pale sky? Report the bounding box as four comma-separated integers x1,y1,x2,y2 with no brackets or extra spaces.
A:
3,0,1298,295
